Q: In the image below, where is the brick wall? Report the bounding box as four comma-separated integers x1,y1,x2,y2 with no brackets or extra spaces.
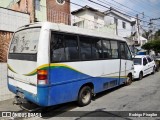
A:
0,31,13,62
10,0,35,22
46,0,71,24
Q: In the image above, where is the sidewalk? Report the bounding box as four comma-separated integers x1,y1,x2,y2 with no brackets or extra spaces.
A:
0,63,14,101
0,98,20,111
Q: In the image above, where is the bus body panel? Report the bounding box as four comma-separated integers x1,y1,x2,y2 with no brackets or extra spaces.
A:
47,60,124,106
8,59,37,87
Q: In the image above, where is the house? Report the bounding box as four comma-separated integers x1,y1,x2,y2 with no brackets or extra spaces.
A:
71,5,105,29
71,5,116,34
104,8,136,38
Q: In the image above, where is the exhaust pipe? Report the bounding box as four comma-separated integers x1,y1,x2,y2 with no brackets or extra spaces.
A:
13,96,27,105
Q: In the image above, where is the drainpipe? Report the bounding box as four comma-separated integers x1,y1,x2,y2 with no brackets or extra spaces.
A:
31,0,35,23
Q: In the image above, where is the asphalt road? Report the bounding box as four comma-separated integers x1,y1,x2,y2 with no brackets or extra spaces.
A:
0,71,160,120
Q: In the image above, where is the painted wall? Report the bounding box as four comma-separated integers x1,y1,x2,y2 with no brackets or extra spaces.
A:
0,8,30,32
0,0,12,7
104,13,134,38
35,0,47,21
0,63,14,101
9,0,34,22
72,10,105,29
72,9,115,35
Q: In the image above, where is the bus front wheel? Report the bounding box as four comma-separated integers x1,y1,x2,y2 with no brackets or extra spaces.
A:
77,86,92,106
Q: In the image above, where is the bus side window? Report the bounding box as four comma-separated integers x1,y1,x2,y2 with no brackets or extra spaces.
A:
120,43,126,59
92,39,103,59
64,35,79,61
79,36,92,60
125,43,132,60
50,33,66,62
110,41,119,59
102,40,111,59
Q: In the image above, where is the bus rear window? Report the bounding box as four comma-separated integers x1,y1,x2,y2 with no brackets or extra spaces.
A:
9,28,40,54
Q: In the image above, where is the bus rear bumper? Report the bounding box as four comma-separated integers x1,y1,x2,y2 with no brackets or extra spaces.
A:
8,84,49,107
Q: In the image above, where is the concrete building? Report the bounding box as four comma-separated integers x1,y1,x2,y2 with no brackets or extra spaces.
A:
71,6,116,34
104,8,136,38
71,6,105,29
0,7,30,62
0,0,70,24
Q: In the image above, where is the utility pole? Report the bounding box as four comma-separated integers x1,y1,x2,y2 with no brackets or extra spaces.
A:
136,14,141,46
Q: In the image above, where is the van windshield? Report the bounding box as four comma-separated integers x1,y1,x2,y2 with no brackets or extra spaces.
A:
9,28,40,54
133,58,142,65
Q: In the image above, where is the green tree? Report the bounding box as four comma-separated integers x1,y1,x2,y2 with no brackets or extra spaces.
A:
152,40,160,54
141,41,153,53
154,29,160,40
142,40,160,55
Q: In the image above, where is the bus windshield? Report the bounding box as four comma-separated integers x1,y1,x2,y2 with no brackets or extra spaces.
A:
9,28,41,54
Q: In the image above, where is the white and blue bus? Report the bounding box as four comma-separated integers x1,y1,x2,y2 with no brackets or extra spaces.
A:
8,22,134,107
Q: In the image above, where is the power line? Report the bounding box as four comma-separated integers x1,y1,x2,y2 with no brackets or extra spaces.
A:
97,0,138,17
128,0,160,15
86,0,160,26
110,0,151,19
69,0,160,28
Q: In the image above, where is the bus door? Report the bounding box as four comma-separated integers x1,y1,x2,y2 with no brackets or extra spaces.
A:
119,42,133,84
119,42,127,84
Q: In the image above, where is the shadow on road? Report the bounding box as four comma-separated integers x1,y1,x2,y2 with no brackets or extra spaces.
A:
35,84,129,119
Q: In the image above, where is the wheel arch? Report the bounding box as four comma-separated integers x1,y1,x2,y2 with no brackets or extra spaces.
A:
79,82,94,95
127,72,133,80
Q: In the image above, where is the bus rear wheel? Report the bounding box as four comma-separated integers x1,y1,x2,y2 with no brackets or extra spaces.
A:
78,86,92,106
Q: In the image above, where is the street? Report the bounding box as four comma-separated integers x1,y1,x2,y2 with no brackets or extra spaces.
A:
0,71,160,120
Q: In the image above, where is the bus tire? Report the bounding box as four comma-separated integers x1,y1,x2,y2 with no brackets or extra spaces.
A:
125,74,132,86
77,86,92,107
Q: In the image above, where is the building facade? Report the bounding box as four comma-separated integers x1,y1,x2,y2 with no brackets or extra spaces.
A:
71,6,115,34
0,0,70,24
47,0,70,24
72,6,105,29
104,8,136,38
0,7,30,62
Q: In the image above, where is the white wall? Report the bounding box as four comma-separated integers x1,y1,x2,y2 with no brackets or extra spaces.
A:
72,10,105,30
0,63,14,101
104,13,134,38
117,19,132,37
0,8,30,32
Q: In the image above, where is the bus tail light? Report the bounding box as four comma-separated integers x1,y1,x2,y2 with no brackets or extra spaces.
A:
37,70,48,85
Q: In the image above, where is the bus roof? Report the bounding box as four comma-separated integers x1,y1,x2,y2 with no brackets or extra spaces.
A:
18,22,126,41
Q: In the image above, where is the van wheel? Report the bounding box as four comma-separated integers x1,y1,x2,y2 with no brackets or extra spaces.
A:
139,72,143,80
125,74,132,85
78,86,92,106
152,66,156,74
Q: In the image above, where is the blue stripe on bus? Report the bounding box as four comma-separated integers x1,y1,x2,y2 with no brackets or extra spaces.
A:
8,66,127,106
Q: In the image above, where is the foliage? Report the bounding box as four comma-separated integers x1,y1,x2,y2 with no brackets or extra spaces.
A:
142,40,160,54
142,30,152,39
154,29,160,40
